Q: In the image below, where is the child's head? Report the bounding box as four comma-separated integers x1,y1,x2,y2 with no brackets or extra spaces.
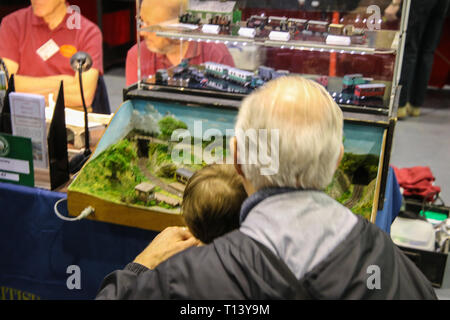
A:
182,164,247,244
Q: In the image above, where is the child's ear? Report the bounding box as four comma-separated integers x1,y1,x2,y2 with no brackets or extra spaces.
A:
230,136,244,177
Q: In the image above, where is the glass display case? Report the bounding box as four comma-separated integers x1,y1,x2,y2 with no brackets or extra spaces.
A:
67,1,410,231
129,0,410,117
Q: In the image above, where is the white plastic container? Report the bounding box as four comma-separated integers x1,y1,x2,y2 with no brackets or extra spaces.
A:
202,24,220,35
391,216,436,252
268,31,290,42
238,27,256,38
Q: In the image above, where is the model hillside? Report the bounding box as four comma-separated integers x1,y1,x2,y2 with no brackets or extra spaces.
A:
69,113,230,211
325,152,380,219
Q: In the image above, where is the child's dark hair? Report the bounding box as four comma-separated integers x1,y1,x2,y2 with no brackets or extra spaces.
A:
182,164,247,244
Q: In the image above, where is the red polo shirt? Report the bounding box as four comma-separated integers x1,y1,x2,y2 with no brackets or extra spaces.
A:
0,6,103,77
126,41,234,86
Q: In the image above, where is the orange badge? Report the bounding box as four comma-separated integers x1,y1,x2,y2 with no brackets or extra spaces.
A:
60,45,77,58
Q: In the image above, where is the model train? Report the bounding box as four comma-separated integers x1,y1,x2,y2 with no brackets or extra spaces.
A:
203,62,290,89
245,15,365,42
354,83,385,98
342,73,385,98
342,73,373,89
176,168,194,184
203,62,259,88
153,60,384,104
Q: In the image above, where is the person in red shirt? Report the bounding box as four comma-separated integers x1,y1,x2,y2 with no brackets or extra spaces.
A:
126,0,234,86
0,0,103,110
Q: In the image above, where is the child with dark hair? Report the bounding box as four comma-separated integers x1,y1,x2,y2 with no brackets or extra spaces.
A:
182,164,247,244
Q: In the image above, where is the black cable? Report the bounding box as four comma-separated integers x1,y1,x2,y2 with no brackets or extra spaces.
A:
77,63,90,156
0,58,9,84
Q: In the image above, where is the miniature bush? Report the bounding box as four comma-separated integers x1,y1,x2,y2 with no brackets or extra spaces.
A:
158,116,188,140
103,140,136,180
157,163,177,178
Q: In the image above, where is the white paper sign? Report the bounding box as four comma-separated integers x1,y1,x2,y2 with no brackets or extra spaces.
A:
326,35,351,46
269,31,290,42
9,92,48,169
0,157,30,174
36,39,60,61
0,171,20,182
238,27,256,38
202,24,220,34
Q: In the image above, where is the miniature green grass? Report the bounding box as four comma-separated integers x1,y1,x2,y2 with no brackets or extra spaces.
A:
69,139,147,204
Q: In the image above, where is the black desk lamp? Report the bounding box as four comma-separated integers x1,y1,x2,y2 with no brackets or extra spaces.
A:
68,51,93,174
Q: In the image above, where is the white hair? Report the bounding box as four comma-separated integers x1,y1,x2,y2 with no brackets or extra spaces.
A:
235,75,343,190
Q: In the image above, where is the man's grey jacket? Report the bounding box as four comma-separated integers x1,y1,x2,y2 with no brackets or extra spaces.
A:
96,188,437,299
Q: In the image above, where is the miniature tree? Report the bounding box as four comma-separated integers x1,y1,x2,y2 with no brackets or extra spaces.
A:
158,116,188,140
103,140,135,180
157,163,177,178
104,152,129,180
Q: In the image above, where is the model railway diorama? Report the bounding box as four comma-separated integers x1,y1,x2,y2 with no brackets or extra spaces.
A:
67,98,382,231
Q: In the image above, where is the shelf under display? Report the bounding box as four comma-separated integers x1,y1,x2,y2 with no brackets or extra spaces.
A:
154,29,398,55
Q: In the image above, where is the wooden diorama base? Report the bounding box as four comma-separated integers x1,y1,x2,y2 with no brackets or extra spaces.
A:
67,190,186,231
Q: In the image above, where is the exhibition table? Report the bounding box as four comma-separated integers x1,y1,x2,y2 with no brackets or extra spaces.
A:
0,167,401,300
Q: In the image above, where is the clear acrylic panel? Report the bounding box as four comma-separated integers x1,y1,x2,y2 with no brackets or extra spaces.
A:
135,0,409,114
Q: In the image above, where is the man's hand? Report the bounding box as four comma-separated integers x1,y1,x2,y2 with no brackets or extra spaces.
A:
134,226,201,270
384,3,401,22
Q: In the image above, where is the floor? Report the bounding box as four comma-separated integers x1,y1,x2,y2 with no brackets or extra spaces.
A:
390,88,450,205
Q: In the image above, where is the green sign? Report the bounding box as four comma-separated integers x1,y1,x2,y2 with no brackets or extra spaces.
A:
0,133,34,187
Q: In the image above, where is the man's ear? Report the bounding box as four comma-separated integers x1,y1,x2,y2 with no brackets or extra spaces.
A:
336,144,344,170
230,136,244,177
231,136,256,196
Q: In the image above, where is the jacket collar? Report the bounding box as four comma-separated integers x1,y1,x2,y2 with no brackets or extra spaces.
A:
239,187,302,223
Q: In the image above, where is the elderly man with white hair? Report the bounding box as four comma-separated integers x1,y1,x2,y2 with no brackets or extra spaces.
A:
96,76,436,300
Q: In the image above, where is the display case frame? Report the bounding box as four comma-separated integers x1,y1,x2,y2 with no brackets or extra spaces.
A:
131,1,410,113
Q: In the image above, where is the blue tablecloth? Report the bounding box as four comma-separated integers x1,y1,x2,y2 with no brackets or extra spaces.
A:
0,183,158,300
0,167,402,300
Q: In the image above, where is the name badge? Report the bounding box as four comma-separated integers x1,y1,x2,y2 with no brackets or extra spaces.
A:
36,39,60,61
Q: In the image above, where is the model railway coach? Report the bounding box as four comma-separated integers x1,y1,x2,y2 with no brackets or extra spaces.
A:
354,83,386,98
204,62,255,86
257,66,290,82
204,62,229,79
176,168,194,184
203,62,289,88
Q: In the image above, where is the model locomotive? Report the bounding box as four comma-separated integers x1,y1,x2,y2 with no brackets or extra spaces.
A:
203,62,291,89
178,10,366,45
